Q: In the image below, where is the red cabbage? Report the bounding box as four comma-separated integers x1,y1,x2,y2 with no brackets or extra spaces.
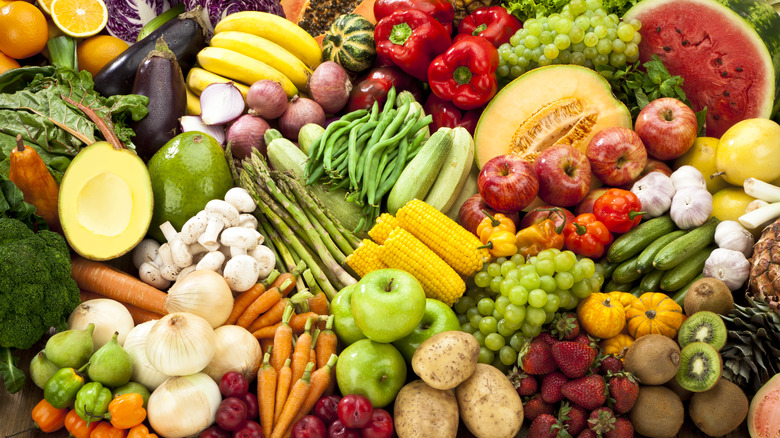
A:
182,0,285,34
106,0,182,42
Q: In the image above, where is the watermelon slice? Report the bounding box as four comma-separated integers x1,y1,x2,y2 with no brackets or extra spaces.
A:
624,0,780,137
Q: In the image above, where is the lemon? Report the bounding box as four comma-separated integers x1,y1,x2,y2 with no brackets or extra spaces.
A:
674,137,730,194
711,187,756,222
716,118,780,186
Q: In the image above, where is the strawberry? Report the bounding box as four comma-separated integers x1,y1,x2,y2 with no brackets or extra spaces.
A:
551,341,596,379
536,331,559,346
551,312,580,340
541,371,568,404
588,407,616,435
524,394,555,422
521,339,558,375
577,429,597,438
528,414,566,438
559,402,589,436
605,417,634,438
598,354,624,374
561,375,607,410
508,367,539,397
573,334,592,345
607,372,639,414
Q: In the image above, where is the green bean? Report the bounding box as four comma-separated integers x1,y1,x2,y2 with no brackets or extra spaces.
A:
366,106,421,205
313,120,348,162
368,100,380,122
409,114,434,137
324,114,369,172
375,135,409,199
305,161,327,185
380,86,397,120
357,108,396,189
363,105,411,204
405,131,428,161
341,108,368,122
350,130,374,190
357,120,379,137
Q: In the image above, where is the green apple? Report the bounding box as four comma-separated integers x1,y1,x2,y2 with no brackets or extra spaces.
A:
330,284,367,346
393,298,461,363
335,339,407,408
351,269,426,343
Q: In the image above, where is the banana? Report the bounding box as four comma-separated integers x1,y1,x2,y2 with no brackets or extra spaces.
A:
213,11,322,69
186,67,251,98
210,31,312,92
185,86,201,116
196,47,298,97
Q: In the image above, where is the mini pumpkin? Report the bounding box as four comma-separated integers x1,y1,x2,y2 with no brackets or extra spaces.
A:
577,292,626,339
607,291,638,310
625,292,684,340
599,333,634,358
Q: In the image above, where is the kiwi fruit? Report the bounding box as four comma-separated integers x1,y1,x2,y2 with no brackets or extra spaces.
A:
677,310,727,350
623,334,681,385
675,342,722,392
689,378,749,437
683,277,734,316
664,374,693,402
630,385,685,438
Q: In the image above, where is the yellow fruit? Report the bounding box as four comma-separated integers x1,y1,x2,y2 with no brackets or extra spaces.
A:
711,187,756,222
716,118,780,186
77,34,127,77
674,137,730,194
50,0,107,38
0,1,49,59
37,0,52,15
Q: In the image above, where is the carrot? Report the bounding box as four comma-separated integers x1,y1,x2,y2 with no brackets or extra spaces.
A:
270,305,294,372
260,338,274,355
262,269,281,287
289,313,325,333
79,290,162,324
315,316,337,370
307,291,329,316
270,362,314,438
273,358,292,427
283,355,339,437
257,350,276,437
270,273,297,297
226,283,266,326
237,287,282,329
309,328,320,370
291,318,314,385
70,256,167,315
249,298,289,333
253,321,283,339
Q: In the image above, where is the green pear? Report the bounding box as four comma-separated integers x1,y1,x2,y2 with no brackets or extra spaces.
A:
87,332,133,387
29,350,60,389
45,323,95,369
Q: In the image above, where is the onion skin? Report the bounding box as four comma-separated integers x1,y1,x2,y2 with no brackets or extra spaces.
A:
247,79,288,120
226,114,271,160
279,96,326,141
309,61,352,114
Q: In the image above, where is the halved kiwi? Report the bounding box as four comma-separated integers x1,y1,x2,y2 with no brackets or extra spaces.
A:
675,342,722,392
677,311,727,350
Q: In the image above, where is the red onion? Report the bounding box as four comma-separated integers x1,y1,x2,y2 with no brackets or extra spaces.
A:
309,61,352,114
247,80,288,120
226,114,271,160
180,115,226,145
199,82,245,125
279,96,325,141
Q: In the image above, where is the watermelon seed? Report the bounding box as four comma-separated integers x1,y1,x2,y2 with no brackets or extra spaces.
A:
676,28,682,33
663,46,671,51
722,71,728,77
736,67,743,72
724,91,730,97
716,58,722,65
682,40,689,46
656,26,661,33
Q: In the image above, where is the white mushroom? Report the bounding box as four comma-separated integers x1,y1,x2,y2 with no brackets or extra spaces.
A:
139,262,171,289
160,264,182,282
200,201,240,249
133,239,161,270
221,227,262,257
196,251,226,271
159,221,179,243
158,243,174,267
170,239,193,268
223,255,261,292
207,200,240,226
239,214,259,230
179,211,209,245
225,187,257,213
249,245,276,280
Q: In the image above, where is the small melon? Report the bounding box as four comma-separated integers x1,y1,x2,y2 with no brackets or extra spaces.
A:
474,65,632,169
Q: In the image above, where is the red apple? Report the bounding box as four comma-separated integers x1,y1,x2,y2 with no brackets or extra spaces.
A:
534,145,592,207
575,188,610,216
586,127,648,186
478,154,539,212
617,158,674,190
519,205,576,230
458,193,521,235
634,97,698,160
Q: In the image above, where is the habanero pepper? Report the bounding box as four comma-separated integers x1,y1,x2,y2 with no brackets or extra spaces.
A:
375,9,452,81
423,93,482,135
31,399,67,433
476,210,516,243
592,188,645,234
515,218,565,258
458,6,523,47
44,365,87,409
478,229,518,258
373,0,455,34
107,393,146,430
563,213,613,259
65,409,101,438
91,422,127,438
127,424,158,438
75,382,113,425
427,35,499,110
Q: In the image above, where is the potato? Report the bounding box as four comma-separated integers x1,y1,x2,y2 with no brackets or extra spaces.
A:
394,380,459,438
456,363,524,438
411,330,479,390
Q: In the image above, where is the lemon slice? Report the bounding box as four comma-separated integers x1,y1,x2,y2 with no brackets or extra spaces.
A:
50,0,107,38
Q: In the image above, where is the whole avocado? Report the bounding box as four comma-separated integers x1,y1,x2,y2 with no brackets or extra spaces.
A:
147,132,233,242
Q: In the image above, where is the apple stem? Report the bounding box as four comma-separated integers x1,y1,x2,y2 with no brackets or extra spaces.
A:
661,108,675,121
385,278,394,292
710,171,726,179
481,209,502,227
628,211,645,220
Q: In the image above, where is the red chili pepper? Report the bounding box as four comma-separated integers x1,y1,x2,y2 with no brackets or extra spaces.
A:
423,93,482,135
375,9,452,81
458,6,523,47
345,66,424,113
373,0,455,34
592,188,645,233
563,213,613,259
427,35,499,110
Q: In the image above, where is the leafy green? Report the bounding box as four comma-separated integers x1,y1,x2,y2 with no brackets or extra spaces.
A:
502,0,639,20
601,0,641,16
0,174,48,232
0,347,24,394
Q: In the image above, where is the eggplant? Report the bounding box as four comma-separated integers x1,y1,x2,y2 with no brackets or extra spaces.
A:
94,7,207,97
130,37,187,162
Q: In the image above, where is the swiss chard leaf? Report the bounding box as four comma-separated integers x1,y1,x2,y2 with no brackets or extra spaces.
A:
0,174,48,231
0,347,25,394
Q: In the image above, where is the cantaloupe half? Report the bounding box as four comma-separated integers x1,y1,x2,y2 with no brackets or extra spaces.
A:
474,65,632,168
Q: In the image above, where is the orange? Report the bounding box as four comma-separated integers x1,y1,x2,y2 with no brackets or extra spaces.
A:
0,1,49,59
50,0,107,37
77,34,128,76
37,0,53,15
0,49,20,73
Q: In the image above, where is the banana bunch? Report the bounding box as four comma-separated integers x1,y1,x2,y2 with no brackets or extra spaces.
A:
186,11,322,113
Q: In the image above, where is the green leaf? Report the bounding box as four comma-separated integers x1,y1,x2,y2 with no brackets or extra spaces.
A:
0,347,25,394
695,107,708,136
0,173,48,231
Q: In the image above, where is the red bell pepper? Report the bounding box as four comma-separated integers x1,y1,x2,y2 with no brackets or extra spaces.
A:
423,93,482,135
345,66,425,113
373,0,455,35
458,6,523,47
592,188,645,233
375,10,452,81
427,35,499,110
563,213,613,259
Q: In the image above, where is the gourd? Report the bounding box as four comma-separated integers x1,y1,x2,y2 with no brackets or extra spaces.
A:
607,291,638,310
576,292,626,339
625,292,685,340
8,135,60,230
598,333,634,358
322,13,376,73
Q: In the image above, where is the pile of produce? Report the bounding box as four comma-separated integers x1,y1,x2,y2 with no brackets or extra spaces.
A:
1,0,780,436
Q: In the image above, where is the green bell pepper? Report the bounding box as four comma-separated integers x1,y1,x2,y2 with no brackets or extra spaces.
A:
75,382,113,425
43,366,86,409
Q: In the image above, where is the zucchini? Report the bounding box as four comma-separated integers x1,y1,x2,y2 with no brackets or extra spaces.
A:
600,260,620,280
298,124,325,155
137,4,186,42
612,254,643,284
635,230,687,274
660,246,715,292
629,285,642,297
605,279,635,293
606,216,676,263
671,273,704,306
639,269,664,292
653,217,720,270
424,127,475,212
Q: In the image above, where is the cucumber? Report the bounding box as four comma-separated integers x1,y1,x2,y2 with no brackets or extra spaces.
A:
612,254,643,284
660,246,715,292
653,217,720,270
605,279,635,293
606,216,676,263
137,4,186,42
671,273,704,306
424,127,475,212
387,128,454,214
629,285,642,296
635,230,687,274
601,260,620,280
639,268,664,292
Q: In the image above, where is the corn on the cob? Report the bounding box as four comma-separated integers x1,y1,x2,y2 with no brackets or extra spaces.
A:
396,199,489,276
368,213,399,244
381,228,466,306
345,239,387,278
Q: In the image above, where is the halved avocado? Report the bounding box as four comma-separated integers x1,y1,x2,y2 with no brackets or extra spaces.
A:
58,141,154,261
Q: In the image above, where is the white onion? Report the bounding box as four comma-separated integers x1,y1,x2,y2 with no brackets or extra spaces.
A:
165,270,234,328
202,325,262,383
145,313,216,376
148,373,222,438
200,82,245,125
180,115,226,145
123,321,170,391
67,299,134,349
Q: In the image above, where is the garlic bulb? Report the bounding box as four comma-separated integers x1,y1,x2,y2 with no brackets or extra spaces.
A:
147,373,222,438
165,270,234,328
671,165,707,191
670,187,713,229
631,172,675,217
145,313,217,376
67,299,135,349
123,321,170,391
714,220,755,257
202,325,262,383
703,248,751,290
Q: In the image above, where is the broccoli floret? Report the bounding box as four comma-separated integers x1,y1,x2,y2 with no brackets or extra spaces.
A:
0,218,81,350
